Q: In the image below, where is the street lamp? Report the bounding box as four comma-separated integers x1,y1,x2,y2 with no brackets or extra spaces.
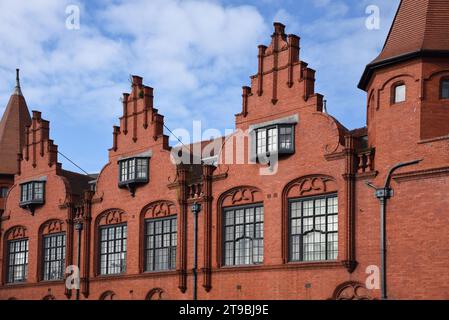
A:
191,202,201,301
74,220,83,301
366,159,422,300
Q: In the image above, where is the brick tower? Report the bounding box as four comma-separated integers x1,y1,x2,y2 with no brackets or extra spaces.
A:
0,70,31,215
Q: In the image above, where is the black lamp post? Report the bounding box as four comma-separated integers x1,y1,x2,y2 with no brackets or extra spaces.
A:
366,159,422,300
191,202,201,301
74,220,83,301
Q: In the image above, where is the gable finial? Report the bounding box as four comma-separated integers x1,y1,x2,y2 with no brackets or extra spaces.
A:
14,68,23,96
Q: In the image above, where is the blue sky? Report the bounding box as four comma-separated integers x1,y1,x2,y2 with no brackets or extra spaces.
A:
0,0,400,174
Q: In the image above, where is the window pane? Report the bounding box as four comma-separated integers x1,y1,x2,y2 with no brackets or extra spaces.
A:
137,158,148,179
394,84,406,103
256,130,266,154
280,126,293,150
223,205,264,266
267,128,278,152
128,159,135,180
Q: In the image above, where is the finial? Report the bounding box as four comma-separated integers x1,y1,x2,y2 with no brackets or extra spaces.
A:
13,68,23,96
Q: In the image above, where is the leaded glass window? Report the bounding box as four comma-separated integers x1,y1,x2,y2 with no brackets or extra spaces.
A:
43,233,66,281
223,205,264,266
99,224,127,275
145,216,177,271
289,195,338,262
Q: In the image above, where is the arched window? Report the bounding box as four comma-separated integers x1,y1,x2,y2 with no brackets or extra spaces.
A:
141,201,177,272
39,220,66,281
283,175,339,263
218,186,264,267
96,209,127,275
4,226,28,283
289,195,338,261
392,81,406,104
441,77,449,99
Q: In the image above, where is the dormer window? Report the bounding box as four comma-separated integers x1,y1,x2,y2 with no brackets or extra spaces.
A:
256,124,295,157
392,83,406,104
441,78,449,99
20,181,45,212
118,157,149,195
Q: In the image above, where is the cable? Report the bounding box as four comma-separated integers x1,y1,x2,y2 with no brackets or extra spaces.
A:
163,123,190,150
57,151,90,175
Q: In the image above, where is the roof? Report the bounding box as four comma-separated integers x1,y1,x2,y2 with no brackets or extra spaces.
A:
61,170,95,197
359,0,449,90
0,70,31,174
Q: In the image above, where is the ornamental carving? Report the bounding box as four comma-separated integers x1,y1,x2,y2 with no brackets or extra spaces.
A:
331,281,372,300
41,219,65,235
142,201,176,219
6,225,27,240
220,186,263,208
146,288,167,300
97,209,126,226
285,175,337,198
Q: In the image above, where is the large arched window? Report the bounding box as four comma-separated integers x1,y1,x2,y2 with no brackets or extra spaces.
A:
283,175,339,263
39,219,66,281
141,201,177,272
289,194,338,261
4,226,28,283
217,186,264,267
96,209,127,275
441,77,449,99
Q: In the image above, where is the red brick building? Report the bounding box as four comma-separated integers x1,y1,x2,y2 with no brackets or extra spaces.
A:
1,0,449,300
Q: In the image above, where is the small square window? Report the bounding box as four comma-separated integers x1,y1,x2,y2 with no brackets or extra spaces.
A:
393,84,406,103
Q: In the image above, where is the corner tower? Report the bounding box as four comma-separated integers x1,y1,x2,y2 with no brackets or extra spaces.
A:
0,70,31,213
359,0,449,151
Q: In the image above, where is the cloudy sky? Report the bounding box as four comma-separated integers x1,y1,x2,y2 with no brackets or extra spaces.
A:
0,0,400,173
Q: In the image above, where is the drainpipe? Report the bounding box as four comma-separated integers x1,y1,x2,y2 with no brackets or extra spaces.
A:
191,202,201,301
366,159,422,300
74,221,83,301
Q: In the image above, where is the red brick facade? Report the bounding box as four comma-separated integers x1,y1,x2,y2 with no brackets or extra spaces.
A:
1,1,449,300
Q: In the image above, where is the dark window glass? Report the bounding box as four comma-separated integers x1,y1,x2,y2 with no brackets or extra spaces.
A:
255,125,294,156
43,233,66,281
7,239,29,283
145,216,177,271
223,205,264,266
289,195,338,262
118,157,148,183
20,181,45,203
441,79,449,99
99,224,127,275
0,187,8,198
